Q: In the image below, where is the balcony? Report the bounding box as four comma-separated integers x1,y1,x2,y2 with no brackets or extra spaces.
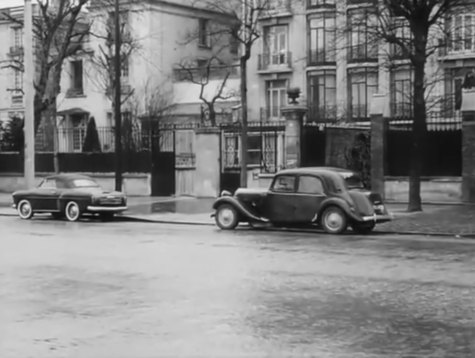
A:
257,51,292,72
8,46,24,57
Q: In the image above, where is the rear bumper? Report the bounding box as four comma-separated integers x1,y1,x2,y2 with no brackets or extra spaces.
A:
86,206,128,213
360,214,392,223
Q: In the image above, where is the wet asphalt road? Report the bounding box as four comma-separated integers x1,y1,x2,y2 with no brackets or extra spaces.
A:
1,215,474,358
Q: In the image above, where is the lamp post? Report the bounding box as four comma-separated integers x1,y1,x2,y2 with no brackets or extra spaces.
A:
114,0,122,191
24,0,35,189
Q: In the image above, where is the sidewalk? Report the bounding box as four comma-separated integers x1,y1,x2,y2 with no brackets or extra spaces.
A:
1,192,474,237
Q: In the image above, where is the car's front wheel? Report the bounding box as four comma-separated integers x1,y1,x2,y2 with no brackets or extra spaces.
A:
17,199,34,220
351,222,375,235
320,206,347,234
65,201,81,222
215,204,239,230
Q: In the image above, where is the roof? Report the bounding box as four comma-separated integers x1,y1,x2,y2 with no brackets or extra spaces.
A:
277,167,355,176
46,173,93,181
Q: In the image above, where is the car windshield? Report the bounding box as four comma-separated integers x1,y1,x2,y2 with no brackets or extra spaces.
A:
70,179,100,188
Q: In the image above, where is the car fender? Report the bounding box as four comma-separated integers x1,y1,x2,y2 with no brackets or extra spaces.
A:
213,196,269,223
318,197,361,222
58,192,91,212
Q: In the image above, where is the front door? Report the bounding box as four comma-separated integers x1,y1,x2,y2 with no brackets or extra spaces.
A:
34,178,60,211
265,174,297,223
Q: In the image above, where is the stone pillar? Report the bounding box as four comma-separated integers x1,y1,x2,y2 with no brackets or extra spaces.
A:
194,128,220,197
370,94,389,197
461,89,475,202
281,105,307,169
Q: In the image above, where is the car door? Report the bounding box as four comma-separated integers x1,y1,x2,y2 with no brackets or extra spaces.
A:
36,178,60,211
265,174,298,223
293,175,327,223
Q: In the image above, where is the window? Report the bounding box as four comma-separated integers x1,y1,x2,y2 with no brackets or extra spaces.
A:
348,68,378,120
263,25,288,66
391,68,413,117
70,60,83,94
348,9,377,62
448,14,475,53
390,17,412,59
308,71,336,121
307,0,335,8
39,178,56,189
13,67,23,91
272,175,296,192
121,56,129,78
266,80,287,119
198,19,210,47
11,27,23,51
297,176,324,194
308,13,336,65
247,135,261,165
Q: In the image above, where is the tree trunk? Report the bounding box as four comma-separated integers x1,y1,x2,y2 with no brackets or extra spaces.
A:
239,56,248,188
209,106,217,127
408,59,426,212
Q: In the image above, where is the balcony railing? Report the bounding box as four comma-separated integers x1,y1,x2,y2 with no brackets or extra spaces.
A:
307,105,337,122
350,104,369,120
258,51,292,71
260,107,286,121
348,44,378,63
66,87,84,98
173,65,239,82
308,49,336,66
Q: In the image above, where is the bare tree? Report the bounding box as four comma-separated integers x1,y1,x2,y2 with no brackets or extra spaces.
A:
177,55,237,126
1,1,90,134
345,0,464,211
192,0,271,187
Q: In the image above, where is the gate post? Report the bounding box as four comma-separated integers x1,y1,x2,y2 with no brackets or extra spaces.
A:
370,94,389,196
194,127,220,197
281,89,307,169
461,89,475,202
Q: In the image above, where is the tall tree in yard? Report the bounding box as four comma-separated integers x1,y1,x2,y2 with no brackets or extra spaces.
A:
193,0,270,187
354,0,464,211
1,1,90,135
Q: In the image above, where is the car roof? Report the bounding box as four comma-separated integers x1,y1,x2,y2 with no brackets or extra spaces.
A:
277,167,355,177
45,174,93,182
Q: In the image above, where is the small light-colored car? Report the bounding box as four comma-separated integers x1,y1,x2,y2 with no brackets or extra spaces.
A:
12,174,127,222
212,167,391,234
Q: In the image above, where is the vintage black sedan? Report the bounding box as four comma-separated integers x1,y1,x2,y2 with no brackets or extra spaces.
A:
212,167,391,234
12,174,127,222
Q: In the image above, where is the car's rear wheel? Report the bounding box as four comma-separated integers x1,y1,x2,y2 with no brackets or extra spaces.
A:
65,201,81,222
351,222,375,235
17,199,34,220
320,206,347,234
215,204,239,230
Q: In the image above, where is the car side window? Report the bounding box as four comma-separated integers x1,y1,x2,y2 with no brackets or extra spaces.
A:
297,175,324,194
272,175,296,193
39,178,56,189
56,180,67,189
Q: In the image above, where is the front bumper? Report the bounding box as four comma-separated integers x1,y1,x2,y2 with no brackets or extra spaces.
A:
86,205,128,212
